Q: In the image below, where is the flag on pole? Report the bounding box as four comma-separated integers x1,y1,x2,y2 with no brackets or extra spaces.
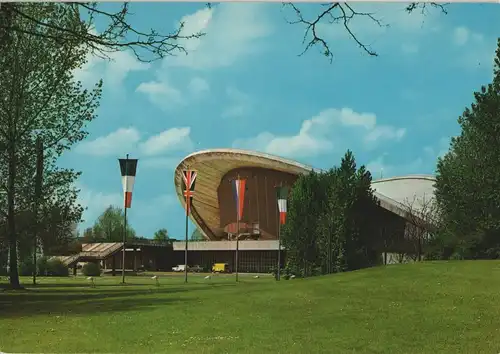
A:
232,178,246,221
276,186,289,225
119,158,138,208
182,170,197,215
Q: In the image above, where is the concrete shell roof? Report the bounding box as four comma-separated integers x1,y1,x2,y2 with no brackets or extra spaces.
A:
174,149,436,239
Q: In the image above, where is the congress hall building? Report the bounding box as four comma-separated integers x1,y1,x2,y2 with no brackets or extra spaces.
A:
171,149,436,272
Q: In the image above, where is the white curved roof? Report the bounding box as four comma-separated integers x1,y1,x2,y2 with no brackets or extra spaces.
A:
174,149,436,239
372,175,436,213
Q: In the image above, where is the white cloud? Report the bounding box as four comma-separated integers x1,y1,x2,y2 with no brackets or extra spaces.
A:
74,50,150,90
222,87,251,118
364,126,406,144
232,108,405,158
75,127,194,157
188,77,210,95
137,4,271,110
453,26,470,46
139,127,193,156
176,7,213,53
136,80,184,108
451,26,495,70
74,127,141,156
452,26,484,47
166,3,272,70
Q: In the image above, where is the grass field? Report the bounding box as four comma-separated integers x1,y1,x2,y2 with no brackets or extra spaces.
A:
1,261,500,353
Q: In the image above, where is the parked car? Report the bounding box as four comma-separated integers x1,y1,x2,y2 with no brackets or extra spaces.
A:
190,265,203,273
172,264,188,272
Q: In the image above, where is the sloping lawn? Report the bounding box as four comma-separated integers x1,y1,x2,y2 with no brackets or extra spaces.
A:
1,261,500,353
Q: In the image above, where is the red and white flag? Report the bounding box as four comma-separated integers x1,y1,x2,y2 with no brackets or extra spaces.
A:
182,170,197,215
276,186,289,225
119,158,138,208
232,178,246,221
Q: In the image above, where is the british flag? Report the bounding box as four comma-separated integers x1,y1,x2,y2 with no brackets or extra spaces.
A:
182,170,197,215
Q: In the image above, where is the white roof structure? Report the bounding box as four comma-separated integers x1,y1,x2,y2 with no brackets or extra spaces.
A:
174,149,436,240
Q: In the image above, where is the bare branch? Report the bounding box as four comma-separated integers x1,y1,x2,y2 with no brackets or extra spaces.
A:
283,2,448,62
0,3,206,63
401,194,441,261
405,2,449,16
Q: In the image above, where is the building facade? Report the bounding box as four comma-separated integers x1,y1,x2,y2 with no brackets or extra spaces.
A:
171,149,437,272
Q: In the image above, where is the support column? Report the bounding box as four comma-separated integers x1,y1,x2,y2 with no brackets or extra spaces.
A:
140,249,143,270
133,248,137,272
73,264,77,276
112,254,116,276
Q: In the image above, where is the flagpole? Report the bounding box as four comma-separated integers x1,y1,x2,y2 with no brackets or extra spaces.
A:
181,169,196,284
235,174,240,283
277,183,282,281
122,153,129,284
184,205,188,284
276,183,288,281
277,213,281,281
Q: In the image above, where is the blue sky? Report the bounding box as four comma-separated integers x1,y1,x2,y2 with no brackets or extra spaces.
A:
64,2,500,239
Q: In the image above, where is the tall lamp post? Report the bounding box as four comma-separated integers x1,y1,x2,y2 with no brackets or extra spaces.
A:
118,155,138,284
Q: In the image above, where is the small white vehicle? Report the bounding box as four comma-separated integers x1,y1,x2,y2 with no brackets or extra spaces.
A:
172,264,188,272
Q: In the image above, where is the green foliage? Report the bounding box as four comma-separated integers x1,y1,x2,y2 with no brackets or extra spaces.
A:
18,257,35,276
82,262,101,277
434,39,500,259
154,228,170,243
190,229,205,241
282,150,380,277
269,265,294,280
0,238,7,275
0,3,102,288
281,170,324,277
46,259,69,277
37,256,50,276
84,206,136,243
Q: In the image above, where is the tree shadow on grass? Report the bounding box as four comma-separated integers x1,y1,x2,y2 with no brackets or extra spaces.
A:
0,283,235,318
0,294,189,318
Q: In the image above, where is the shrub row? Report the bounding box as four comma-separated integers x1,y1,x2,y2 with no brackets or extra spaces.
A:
15,257,101,277
19,256,69,277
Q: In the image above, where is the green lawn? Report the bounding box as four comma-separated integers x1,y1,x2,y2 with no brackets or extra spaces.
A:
1,261,500,353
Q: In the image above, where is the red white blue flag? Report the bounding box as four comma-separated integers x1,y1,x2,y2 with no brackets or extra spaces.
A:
232,178,246,221
182,170,197,216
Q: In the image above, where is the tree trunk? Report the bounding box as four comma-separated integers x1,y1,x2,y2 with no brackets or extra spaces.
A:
7,138,21,289
417,235,422,262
